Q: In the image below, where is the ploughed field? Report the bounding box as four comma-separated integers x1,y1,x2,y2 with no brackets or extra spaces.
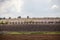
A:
0,34,60,40
0,24,60,31
0,24,60,40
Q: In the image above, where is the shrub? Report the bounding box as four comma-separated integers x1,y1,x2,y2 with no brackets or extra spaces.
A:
0,21,8,24
0,21,4,24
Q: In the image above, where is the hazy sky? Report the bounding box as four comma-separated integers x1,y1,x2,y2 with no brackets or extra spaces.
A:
0,0,60,18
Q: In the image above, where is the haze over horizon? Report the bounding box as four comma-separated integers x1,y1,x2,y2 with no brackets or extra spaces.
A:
0,0,60,18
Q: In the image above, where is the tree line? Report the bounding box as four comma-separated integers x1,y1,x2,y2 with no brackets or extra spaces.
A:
0,16,30,20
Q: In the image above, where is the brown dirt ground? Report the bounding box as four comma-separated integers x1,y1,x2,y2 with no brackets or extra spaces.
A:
0,34,60,40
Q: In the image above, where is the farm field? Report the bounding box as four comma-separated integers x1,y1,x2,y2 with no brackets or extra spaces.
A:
1,31,60,34
0,34,60,40
0,32,60,40
0,24,60,40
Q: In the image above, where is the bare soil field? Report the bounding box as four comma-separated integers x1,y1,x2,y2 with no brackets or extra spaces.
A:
0,34,60,40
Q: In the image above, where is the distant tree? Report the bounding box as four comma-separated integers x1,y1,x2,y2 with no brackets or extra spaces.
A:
0,21,8,24
27,16,29,19
0,18,2,20
0,21,4,24
9,17,11,19
3,17,5,19
18,16,21,18
56,17,60,19
5,22,8,24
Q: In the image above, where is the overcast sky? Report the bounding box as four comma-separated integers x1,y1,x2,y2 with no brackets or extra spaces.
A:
0,0,60,18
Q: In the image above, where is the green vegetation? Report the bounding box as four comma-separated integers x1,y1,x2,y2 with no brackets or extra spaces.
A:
3,31,60,34
0,21,3,24
0,21,8,24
